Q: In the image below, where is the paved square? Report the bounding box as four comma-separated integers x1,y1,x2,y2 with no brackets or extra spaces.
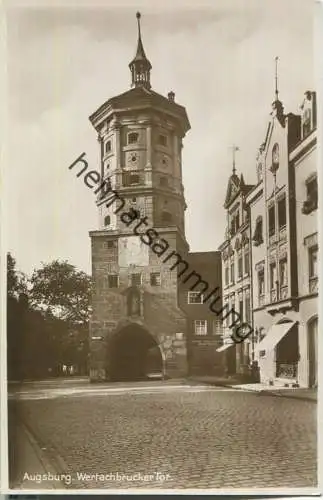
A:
9,383,317,489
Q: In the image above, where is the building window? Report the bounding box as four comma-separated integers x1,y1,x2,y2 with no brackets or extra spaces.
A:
104,215,111,226
303,108,311,138
131,273,142,286
278,197,286,229
268,205,275,237
235,211,240,231
213,319,222,335
252,216,263,246
188,291,203,304
230,259,235,284
108,274,119,288
107,240,116,248
238,254,243,279
309,246,318,278
224,265,229,286
158,134,168,147
302,175,318,214
128,132,139,144
194,320,207,336
150,272,161,286
244,252,250,275
269,262,277,290
245,296,251,323
279,259,288,287
105,140,111,153
258,269,265,297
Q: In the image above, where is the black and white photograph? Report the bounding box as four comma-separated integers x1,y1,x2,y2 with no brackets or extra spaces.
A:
3,0,320,493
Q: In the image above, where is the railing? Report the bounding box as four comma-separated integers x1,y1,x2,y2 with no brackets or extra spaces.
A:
276,362,298,379
279,226,287,242
122,170,145,187
280,285,288,300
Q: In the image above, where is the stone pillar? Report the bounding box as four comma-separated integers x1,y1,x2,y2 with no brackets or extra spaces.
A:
114,123,121,189
146,124,152,168
145,124,153,186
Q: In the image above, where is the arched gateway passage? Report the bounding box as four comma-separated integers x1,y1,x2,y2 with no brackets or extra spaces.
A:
109,325,163,381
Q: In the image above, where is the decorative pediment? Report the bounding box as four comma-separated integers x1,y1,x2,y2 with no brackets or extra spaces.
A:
224,174,240,208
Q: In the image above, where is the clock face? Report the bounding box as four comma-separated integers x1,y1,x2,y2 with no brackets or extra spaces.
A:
272,143,279,165
161,156,169,168
128,152,139,167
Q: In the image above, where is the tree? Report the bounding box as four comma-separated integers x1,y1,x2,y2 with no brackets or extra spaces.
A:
7,252,27,298
29,260,92,325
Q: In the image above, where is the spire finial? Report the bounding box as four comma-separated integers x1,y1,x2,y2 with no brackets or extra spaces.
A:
136,12,141,39
275,56,279,101
230,145,239,175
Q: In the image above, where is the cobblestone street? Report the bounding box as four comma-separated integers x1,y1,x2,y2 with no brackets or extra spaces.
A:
9,380,317,490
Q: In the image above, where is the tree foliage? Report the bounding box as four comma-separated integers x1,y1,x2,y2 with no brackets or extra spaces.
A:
7,252,27,298
7,256,91,380
29,260,92,325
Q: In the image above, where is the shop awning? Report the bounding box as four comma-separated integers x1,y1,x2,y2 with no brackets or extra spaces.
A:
216,341,235,353
256,321,296,352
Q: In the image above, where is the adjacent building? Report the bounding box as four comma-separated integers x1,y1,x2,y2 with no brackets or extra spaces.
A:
181,251,223,376
218,167,254,376
244,90,317,388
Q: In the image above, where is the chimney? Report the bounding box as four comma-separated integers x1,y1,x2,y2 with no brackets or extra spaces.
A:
168,91,175,102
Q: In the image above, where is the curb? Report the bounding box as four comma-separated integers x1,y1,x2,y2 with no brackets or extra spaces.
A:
187,379,317,402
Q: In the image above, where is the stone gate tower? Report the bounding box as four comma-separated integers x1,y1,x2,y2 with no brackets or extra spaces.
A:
89,12,191,382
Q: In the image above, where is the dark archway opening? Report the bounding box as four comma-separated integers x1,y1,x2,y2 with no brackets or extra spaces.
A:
109,325,163,382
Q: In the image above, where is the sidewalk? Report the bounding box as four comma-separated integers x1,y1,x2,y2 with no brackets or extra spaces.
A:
187,376,317,402
9,422,65,490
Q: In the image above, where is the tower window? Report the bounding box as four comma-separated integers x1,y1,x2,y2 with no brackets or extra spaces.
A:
150,272,161,286
104,215,111,226
108,275,119,288
131,273,142,286
105,140,112,153
128,132,139,144
158,134,168,147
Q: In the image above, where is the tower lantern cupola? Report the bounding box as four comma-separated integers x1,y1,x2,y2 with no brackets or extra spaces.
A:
129,12,152,90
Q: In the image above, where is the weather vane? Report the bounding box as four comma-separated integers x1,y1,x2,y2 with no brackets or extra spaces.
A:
229,145,240,175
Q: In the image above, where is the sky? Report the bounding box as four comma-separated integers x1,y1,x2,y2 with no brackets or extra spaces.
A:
4,0,316,276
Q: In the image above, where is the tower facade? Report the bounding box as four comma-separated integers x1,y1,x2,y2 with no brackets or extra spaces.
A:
89,13,191,381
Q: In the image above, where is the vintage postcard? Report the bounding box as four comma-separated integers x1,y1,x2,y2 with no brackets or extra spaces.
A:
2,0,320,494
